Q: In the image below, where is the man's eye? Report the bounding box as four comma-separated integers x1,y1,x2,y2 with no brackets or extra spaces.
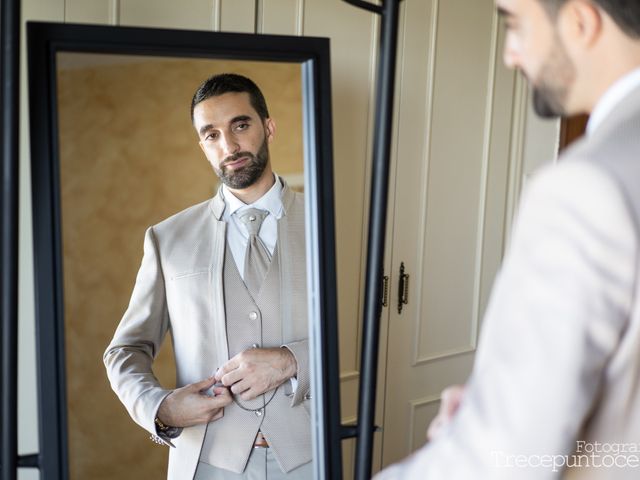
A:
234,122,249,132
503,18,517,31
205,132,219,141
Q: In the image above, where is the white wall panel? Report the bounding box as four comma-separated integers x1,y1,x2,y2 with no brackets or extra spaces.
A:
64,0,112,24
24,0,65,20
120,0,214,30
219,0,255,33
416,0,494,359
260,0,301,35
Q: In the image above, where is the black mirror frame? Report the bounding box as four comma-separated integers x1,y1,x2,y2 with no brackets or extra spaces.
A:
26,21,342,480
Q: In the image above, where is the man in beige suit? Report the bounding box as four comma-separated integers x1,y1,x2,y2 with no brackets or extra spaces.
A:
105,74,312,479
377,0,640,479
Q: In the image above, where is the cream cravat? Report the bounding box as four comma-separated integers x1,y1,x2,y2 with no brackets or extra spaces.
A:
238,208,271,297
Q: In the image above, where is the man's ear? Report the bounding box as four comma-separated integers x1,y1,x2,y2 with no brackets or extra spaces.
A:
560,0,603,49
264,118,276,144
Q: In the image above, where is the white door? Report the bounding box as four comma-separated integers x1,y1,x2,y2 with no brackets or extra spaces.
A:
377,0,520,469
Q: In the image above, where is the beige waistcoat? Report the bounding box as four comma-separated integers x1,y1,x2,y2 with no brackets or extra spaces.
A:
198,244,312,473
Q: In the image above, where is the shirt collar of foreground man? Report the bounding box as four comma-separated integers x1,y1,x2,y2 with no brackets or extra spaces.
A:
375,0,640,478
587,66,640,135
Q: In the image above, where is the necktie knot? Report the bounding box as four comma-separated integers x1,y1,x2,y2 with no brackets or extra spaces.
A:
238,208,268,237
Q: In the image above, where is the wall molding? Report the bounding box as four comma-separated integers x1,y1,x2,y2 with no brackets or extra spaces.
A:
469,7,500,349
411,0,439,367
212,0,221,30
503,74,528,250
407,394,440,450
109,0,120,25
414,344,475,367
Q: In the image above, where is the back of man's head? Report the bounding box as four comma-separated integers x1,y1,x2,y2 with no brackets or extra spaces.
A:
191,73,270,122
538,0,640,37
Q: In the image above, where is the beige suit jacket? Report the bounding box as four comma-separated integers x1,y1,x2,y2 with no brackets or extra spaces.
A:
104,180,310,479
375,87,640,478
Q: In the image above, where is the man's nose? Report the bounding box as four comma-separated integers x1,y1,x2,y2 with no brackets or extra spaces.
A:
503,48,517,70
502,34,519,70
220,132,240,156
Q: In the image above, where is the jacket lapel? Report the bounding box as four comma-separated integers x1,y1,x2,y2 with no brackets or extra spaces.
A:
208,187,230,368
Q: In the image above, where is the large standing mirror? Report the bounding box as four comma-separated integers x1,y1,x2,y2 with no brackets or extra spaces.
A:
27,22,341,480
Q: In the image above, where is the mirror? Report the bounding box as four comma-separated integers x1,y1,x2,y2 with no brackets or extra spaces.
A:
28,22,342,480
58,53,304,478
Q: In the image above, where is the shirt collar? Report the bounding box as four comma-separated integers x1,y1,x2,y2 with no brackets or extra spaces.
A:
222,173,284,219
587,67,640,136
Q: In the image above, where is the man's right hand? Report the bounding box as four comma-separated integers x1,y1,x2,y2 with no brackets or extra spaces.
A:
156,376,232,428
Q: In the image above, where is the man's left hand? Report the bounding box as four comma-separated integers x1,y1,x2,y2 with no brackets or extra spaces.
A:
215,347,297,400
426,384,466,441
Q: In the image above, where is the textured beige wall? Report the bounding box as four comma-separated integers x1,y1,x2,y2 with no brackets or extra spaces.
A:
57,55,302,480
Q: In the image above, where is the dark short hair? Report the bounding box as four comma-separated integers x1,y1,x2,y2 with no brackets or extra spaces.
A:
190,73,270,122
538,0,640,37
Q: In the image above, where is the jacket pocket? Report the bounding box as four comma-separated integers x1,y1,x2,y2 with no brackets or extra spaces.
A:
170,269,209,281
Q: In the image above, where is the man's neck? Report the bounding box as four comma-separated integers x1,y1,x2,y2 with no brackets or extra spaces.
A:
227,169,276,204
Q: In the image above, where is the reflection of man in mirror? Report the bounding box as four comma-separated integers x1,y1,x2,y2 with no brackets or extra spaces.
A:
105,73,312,479
377,0,640,479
